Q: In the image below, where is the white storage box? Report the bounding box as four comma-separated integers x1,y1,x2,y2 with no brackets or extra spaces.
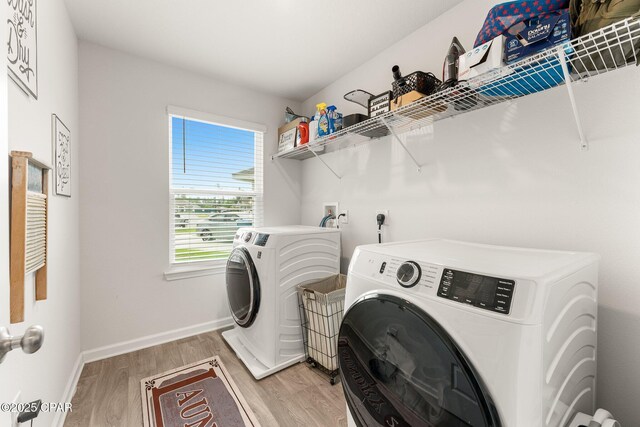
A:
459,36,510,80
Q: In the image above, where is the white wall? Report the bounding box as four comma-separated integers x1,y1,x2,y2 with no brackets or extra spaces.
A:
78,42,302,352
301,1,640,425
0,2,9,426
0,0,81,426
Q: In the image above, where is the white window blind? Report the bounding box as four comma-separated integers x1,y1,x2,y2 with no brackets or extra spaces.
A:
169,111,263,264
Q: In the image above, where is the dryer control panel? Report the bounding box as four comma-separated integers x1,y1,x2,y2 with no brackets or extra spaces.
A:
437,269,515,315
377,258,440,292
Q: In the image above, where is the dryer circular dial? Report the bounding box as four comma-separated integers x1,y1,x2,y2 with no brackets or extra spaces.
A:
396,261,421,288
243,232,253,243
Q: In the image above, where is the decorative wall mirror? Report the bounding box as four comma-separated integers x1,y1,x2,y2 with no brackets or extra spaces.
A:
10,151,50,324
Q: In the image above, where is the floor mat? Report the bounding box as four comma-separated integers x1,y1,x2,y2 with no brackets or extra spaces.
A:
141,356,260,427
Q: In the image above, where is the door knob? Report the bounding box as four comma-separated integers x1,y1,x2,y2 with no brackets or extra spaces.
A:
0,325,44,363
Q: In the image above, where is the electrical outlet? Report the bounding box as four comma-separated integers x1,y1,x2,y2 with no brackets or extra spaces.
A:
11,391,21,427
339,210,349,224
376,210,389,225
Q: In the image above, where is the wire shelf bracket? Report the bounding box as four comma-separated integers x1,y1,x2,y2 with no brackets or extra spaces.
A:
557,46,589,151
271,151,341,180
380,117,422,172
308,146,341,179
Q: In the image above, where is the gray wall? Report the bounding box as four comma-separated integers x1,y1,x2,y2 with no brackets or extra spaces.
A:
78,42,302,351
0,0,81,425
300,0,640,424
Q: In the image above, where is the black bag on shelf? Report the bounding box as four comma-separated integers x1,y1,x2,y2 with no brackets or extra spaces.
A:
569,0,640,73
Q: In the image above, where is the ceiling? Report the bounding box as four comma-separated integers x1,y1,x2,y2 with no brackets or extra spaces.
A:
63,0,462,101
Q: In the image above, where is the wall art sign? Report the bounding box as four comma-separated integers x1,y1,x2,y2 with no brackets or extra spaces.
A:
52,114,70,197
7,0,38,98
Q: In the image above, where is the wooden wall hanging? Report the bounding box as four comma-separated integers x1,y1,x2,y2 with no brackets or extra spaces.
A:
10,151,50,324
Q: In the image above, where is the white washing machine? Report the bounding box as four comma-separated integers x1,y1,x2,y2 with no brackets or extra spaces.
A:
222,225,340,379
339,239,598,427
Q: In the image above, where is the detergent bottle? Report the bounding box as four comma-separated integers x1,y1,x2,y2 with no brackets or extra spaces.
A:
326,105,342,134
308,107,319,144
297,121,309,145
316,103,329,137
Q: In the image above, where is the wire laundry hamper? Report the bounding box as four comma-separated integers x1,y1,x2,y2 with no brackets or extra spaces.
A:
297,274,347,385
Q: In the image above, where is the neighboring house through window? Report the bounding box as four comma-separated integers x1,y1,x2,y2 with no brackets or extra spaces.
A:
168,107,264,264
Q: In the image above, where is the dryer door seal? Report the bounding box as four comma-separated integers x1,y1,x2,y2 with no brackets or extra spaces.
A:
338,293,502,427
226,247,260,328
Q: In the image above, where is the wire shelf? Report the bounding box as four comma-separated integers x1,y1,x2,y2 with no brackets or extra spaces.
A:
273,17,640,162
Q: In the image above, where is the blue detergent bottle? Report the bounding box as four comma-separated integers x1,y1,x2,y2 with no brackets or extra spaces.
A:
326,105,338,134
316,103,329,137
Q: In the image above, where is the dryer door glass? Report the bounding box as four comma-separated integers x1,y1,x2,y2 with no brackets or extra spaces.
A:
226,247,260,328
338,294,501,427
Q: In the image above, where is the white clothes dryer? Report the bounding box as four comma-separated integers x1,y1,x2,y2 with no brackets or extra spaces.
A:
222,225,340,379
338,239,598,427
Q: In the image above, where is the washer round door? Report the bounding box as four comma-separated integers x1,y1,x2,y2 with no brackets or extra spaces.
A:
226,247,260,328
338,294,501,427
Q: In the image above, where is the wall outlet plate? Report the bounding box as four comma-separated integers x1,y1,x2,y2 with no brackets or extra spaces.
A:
339,210,348,224
11,391,21,427
376,210,389,225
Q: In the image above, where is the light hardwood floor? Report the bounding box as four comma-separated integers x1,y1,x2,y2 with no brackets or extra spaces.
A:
64,329,347,426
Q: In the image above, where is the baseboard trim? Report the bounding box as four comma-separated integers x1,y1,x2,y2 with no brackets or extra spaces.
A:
83,317,234,363
54,318,233,427
54,352,85,427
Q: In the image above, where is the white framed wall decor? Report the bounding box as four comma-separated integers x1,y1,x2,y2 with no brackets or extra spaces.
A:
6,0,38,99
52,114,71,197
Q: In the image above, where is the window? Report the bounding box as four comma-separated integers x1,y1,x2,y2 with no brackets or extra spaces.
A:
168,107,264,265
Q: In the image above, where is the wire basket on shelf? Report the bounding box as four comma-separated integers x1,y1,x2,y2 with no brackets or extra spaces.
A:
392,71,441,99
297,274,347,385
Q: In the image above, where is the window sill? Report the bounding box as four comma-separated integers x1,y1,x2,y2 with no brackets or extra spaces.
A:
164,261,226,281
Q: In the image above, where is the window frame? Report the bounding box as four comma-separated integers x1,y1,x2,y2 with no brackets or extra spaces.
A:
164,106,266,280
